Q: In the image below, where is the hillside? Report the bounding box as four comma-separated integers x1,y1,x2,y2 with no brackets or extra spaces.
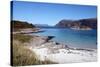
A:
55,18,97,30
11,20,36,29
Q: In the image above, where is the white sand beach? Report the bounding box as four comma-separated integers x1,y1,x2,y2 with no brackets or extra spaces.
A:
30,47,97,63
28,35,97,64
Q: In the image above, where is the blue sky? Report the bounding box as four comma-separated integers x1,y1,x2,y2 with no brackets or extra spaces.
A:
12,1,97,26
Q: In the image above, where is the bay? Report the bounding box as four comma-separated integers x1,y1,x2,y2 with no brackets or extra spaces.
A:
31,28,97,49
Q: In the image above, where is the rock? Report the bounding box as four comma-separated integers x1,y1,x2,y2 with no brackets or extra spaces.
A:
48,36,55,40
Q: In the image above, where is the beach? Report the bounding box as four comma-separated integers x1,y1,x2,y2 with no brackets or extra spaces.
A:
28,35,97,63
12,28,97,64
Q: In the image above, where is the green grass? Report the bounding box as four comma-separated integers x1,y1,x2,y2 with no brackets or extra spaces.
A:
12,34,57,66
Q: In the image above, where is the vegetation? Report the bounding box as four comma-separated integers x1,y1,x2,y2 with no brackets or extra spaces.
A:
11,20,36,30
12,41,40,66
13,34,32,43
12,34,57,66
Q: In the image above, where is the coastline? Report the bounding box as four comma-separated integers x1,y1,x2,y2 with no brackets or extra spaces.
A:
70,27,92,30
29,35,97,63
12,28,45,34
12,29,97,64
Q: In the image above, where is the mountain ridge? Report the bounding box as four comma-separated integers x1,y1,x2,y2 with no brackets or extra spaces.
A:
55,18,97,30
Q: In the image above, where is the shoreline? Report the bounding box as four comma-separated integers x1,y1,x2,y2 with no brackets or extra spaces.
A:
26,34,97,63
13,28,45,34
12,29,97,64
70,27,92,30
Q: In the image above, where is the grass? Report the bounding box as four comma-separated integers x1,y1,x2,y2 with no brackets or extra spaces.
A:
13,34,32,43
12,34,57,66
12,41,41,66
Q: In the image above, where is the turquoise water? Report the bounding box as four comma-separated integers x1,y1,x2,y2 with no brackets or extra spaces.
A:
31,28,97,49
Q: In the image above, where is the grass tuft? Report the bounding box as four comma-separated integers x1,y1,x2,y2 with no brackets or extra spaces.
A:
12,34,57,66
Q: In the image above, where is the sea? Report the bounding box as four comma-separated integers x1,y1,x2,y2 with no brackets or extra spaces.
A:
31,28,97,49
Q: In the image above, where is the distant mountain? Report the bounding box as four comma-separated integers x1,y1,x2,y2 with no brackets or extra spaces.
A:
11,20,36,29
35,24,55,28
55,18,97,30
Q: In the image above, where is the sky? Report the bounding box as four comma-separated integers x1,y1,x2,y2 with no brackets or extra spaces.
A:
12,1,97,26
